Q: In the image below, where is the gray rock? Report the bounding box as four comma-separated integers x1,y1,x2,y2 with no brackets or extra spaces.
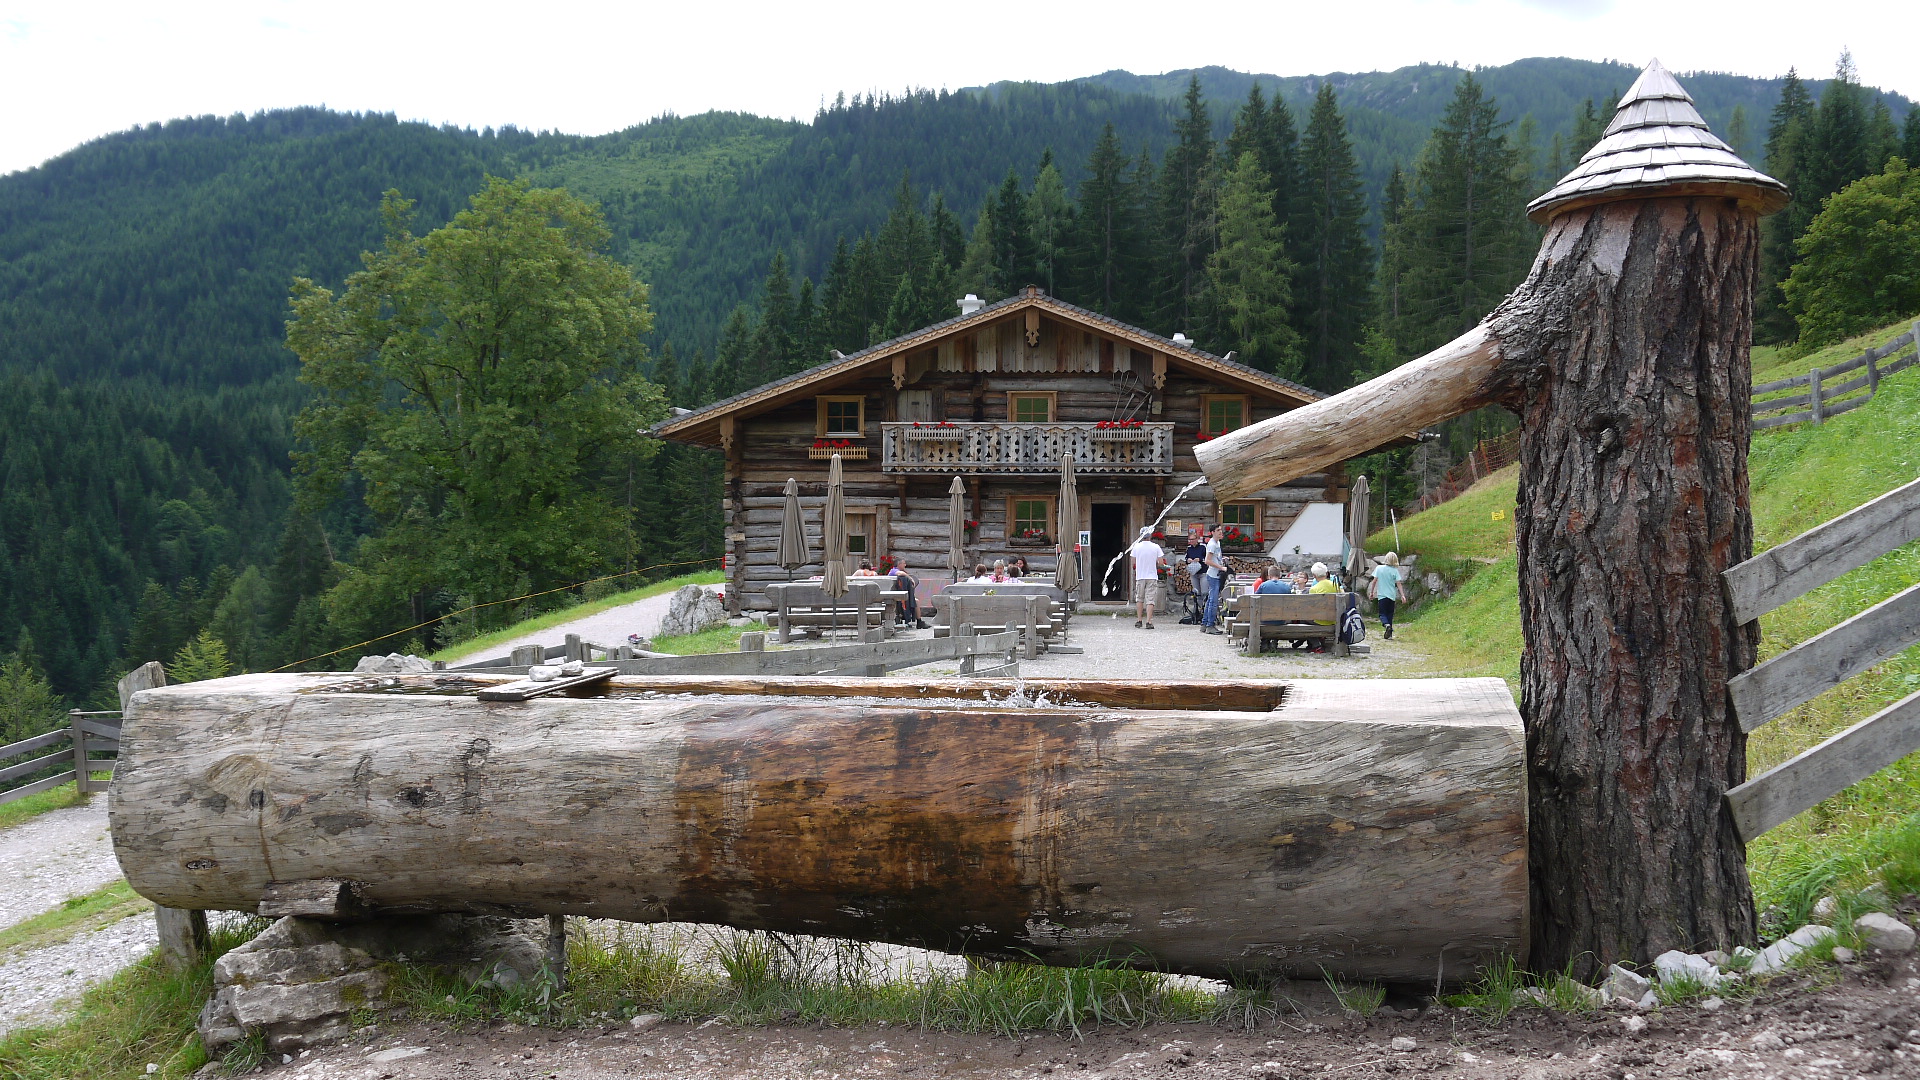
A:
1654,949,1737,989
658,585,726,638
1812,895,1838,921
1748,1030,1786,1051
1620,1015,1647,1035
353,653,433,674
1748,924,1837,975
367,1047,431,1063
1390,1036,1416,1052
197,914,547,1056
629,1013,663,1030
1854,912,1916,952
1698,996,1725,1012
1832,946,1857,963
1600,964,1651,1001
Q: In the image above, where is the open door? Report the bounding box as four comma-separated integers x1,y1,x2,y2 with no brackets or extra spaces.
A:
1090,503,1128,600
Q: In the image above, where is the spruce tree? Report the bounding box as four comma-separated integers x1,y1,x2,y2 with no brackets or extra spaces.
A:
1805,53,1874,205
987,167,1036,297
1904,108,1920,167
750,252,796,382
1028,151,1072,296
1063,123,1143,320
847,234,884,346
818,236,861,352
1390,73,1530,356
710,305,755,399
1757,68,1818,341
1374,164,1411,352
929,193,967,275
1295,84,1374,390
1206,152,1300,378
793,278,822,371
1725,105,1752,161
1155,77,1218,336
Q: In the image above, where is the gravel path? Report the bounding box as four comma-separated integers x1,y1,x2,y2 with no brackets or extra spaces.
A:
0,799,122,928
0,910,155,1035
440,585,722,665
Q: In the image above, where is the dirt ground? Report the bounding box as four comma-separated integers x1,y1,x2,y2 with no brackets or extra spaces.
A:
219,950,1920,1079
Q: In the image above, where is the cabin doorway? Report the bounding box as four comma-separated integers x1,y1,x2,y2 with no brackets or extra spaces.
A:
1090,503,1129,600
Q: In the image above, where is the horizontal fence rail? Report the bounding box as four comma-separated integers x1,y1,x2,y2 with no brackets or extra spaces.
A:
0,710,121,807
1722,468,1920,837
1752,323,1919,430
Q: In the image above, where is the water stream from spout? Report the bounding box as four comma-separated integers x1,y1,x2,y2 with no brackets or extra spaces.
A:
1097,475,1211,598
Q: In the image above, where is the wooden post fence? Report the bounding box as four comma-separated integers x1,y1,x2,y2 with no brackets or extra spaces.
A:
1751,324,1919,430
1723,474,1920,839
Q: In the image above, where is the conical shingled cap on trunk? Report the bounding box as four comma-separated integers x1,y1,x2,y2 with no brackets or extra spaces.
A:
1527,59,1788,223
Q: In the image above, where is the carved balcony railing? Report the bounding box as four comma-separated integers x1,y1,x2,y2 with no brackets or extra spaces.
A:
880,422,1175,474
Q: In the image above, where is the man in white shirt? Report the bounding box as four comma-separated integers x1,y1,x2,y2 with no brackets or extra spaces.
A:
1127,526,1168,629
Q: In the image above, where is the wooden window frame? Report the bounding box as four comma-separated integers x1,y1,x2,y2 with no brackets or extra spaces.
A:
1005,495,1058,542
844,506,887,564
1200,394,1252,437
1221,495,1267,530
1006,391,1058,424
816,395,866,438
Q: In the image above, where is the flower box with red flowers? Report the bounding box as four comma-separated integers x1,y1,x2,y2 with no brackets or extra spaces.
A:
808,438,868,460
1090,418,1153,442
902,420,964,441
1009,527,1052,547
1220,525,1265,552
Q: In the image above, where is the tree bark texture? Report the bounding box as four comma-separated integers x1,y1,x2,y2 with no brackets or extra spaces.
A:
111,673,1527,982
1486,197,1761,974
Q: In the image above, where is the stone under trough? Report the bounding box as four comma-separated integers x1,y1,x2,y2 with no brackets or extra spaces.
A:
110,671,1526,983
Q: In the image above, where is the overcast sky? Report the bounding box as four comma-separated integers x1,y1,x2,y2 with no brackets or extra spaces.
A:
0,0,1903,178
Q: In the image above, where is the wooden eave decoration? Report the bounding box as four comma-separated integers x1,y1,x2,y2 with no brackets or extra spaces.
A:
652,290,1324,449
1526,58,1788,224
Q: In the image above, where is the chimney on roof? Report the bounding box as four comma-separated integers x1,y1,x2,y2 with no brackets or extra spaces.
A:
957,294,984,317
1171,332,1193,347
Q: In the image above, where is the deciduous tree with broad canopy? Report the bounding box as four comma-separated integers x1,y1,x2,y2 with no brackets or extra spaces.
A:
287,178,665,641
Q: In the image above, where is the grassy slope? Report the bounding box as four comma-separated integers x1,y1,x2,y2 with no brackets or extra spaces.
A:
1377,314,1920,914
429,570,724,663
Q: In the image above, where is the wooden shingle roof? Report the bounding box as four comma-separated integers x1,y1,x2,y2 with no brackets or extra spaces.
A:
652,288,1326,448
1527,59,1789,224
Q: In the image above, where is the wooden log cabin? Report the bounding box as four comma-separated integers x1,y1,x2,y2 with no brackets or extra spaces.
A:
654,287,1348,614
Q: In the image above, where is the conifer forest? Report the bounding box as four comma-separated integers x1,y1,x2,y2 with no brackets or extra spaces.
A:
0,55,1913,718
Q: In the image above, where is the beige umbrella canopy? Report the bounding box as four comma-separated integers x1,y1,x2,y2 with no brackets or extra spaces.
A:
1055,456,1080,595
777,477,810,580
947,476,968,581
1345,474,1371,585
822,454,849,599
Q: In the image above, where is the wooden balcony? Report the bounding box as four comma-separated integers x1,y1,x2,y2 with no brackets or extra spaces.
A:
880,422,1175,475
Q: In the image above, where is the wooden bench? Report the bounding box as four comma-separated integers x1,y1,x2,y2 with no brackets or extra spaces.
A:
932,583,1068,637
948,594,1055,659
765,581,894,644
1230,592,1350,657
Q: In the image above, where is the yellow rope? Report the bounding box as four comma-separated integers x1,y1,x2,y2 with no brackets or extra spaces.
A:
268,556,723,672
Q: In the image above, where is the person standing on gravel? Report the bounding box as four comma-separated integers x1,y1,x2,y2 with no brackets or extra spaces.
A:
1127,527,1168,629
1369,552,1402,640
1200,525,1229,635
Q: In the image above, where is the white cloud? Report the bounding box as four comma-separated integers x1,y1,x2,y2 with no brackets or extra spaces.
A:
0,0,1907,177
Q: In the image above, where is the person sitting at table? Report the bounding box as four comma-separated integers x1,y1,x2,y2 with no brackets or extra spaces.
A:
1256,565,1293,594
883,559,927,629
991,559,1011,582
966,563,995,584
852,560,879,577
1008,556,1028,578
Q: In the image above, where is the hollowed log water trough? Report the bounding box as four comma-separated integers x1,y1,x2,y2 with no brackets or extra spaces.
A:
110,672,1526,983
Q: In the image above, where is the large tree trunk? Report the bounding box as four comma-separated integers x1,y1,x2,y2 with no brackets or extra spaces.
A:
1489,198,1761,973
111,672,1527,983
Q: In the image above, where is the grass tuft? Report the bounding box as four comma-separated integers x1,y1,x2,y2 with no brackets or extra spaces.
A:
0,916,266,1080
0,880,152,959
387,922,1215,1036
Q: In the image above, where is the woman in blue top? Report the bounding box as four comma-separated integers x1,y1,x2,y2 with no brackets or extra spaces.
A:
1370,552,1403,640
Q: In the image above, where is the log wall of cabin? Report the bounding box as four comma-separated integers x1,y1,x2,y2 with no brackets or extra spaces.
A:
717,314,1346,610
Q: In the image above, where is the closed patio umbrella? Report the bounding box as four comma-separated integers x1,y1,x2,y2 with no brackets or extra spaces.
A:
1345,474,1371,586
947,476,968,582
822,454,849,600
1054,455,1080,596
777,477,809,581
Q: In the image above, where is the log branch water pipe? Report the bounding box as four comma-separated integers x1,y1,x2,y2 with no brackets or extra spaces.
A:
1197,59,1789,974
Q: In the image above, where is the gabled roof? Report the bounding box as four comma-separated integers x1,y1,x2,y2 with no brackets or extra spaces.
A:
653,288,1326,447
1527,58,1788,223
